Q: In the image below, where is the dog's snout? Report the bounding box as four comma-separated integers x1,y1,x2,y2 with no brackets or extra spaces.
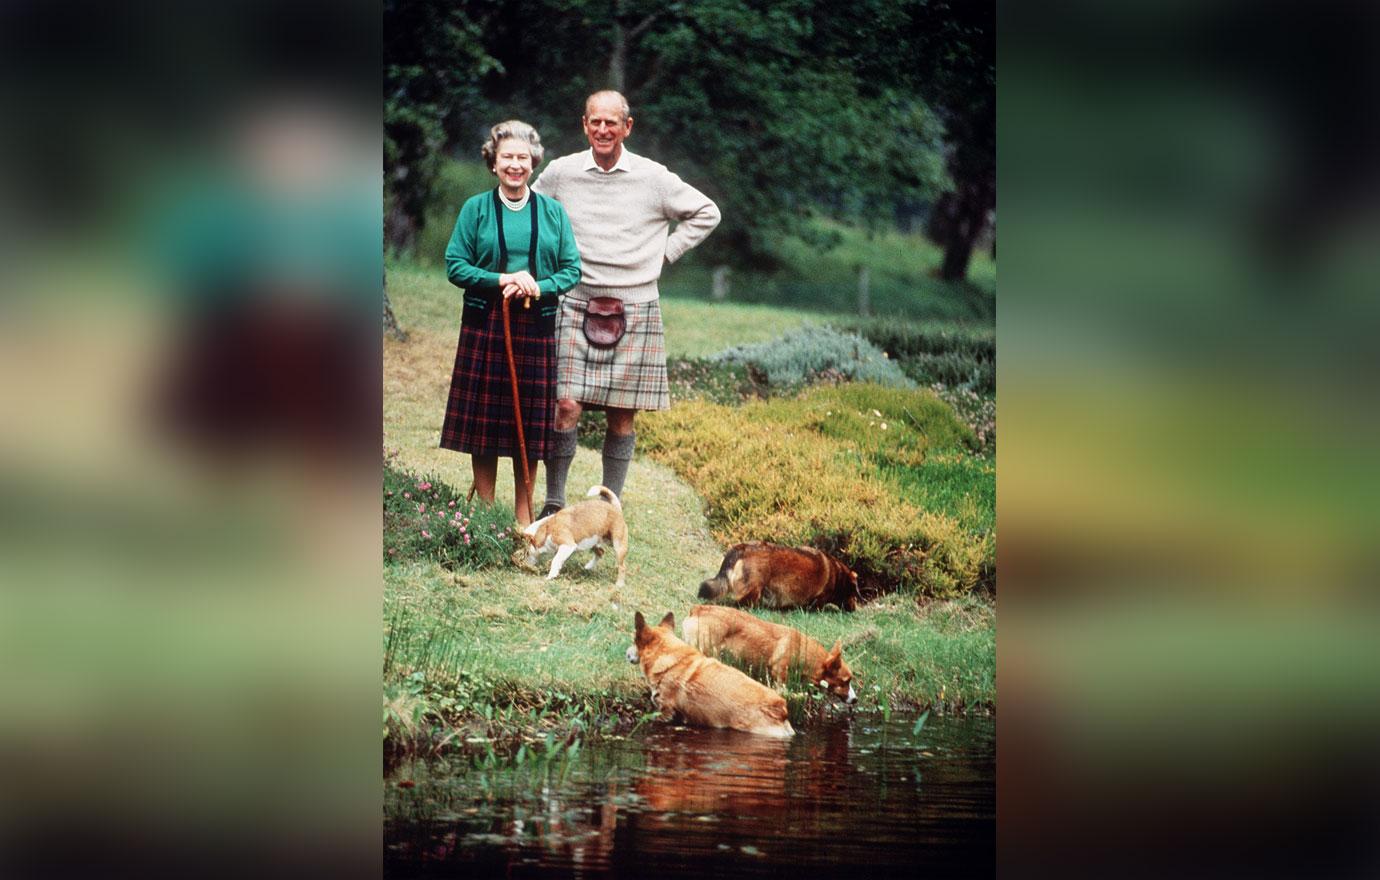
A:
625,645,639,664
697,581,713,599
846,685,858,704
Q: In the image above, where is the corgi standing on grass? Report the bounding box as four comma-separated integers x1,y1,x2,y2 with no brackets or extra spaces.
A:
625,611,794,738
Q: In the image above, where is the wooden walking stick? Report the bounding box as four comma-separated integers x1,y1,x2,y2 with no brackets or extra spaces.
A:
501,295,533,518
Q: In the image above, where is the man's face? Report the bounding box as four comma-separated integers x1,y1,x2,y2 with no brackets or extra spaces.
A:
583,97,632,164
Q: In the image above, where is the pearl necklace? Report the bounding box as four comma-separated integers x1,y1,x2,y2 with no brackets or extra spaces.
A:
498,188,530,211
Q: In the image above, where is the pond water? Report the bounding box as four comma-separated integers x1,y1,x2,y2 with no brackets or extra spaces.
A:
385,711,994,878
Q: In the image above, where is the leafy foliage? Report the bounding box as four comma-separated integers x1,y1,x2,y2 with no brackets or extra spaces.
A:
384,0,986,268
384,0,501,252
384,461,519,570
711,325,915,390
831,319,995,391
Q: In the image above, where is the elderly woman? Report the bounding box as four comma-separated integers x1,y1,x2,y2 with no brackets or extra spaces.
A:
440,120,581,525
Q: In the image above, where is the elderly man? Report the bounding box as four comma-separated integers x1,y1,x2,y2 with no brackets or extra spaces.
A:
532,90,720,517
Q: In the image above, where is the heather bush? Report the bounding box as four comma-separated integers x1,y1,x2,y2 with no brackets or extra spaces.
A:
639,387,992,598
710,325,914,390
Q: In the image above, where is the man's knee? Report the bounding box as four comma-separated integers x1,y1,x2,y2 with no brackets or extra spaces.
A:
556,398,582,428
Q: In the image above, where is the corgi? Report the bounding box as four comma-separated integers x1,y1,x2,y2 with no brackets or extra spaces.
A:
682,605,857,703
698,542,860,611
624,611,794,738
522,486,627,588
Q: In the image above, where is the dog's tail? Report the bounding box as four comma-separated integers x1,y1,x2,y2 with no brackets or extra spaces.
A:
586,485,621,511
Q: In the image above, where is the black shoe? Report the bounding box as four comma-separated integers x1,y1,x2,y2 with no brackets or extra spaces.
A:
537,502,563,520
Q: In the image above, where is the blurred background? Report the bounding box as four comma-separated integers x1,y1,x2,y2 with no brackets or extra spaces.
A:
998,1,1380,877
0,1,381,877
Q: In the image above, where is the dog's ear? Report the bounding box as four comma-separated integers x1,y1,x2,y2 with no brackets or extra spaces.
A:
659,611,675,630
824,640,843,669
634,611,646,631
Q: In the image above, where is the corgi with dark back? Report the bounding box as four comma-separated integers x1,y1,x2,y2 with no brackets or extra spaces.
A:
699,542,859,611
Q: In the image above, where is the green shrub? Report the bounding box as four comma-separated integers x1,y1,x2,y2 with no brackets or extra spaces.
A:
711,325,915,389
639,386,992,598
667,357,770,404
831,319,995,391
384,461,519,570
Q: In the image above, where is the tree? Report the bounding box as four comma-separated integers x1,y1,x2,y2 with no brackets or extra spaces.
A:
384,0,499,252
384,0,991,275
905,1,995,282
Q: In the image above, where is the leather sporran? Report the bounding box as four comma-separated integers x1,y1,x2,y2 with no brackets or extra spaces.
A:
582,296,626,348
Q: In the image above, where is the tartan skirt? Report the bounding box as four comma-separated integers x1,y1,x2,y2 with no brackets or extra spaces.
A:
556,298,670,411
440,302,555,459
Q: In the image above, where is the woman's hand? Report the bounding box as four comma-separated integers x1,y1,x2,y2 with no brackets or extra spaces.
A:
499,271,539,299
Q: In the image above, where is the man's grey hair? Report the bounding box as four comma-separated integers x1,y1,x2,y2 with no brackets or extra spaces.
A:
481,120,544,170
584,90,631,122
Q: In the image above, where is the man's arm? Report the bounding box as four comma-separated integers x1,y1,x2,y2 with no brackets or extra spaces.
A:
661,171,721,264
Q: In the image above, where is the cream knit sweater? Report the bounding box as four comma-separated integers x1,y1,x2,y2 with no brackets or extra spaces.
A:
531,149,721,303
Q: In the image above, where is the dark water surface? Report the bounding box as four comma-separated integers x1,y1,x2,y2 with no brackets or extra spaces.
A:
385,712,994,878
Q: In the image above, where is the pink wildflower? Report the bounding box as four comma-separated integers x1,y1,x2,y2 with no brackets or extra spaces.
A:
448,501,455,508
421,530,431,539
403,492,411,499
418,482,432,491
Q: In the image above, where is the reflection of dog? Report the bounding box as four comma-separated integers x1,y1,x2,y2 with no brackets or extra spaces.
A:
635,728,789,813
522,486,627,587
683,605,857,703
698,542,859,611
625,611,794,738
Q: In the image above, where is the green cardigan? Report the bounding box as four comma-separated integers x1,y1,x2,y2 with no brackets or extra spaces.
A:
444,189,581,327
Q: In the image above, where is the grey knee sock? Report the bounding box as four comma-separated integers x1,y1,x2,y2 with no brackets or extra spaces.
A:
601,431,636,500
544,428,579,509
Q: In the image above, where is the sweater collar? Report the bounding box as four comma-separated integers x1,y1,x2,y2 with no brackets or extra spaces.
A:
582,147,634,174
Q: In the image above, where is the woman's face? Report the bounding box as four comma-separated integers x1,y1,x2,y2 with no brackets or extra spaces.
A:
493,138,533,190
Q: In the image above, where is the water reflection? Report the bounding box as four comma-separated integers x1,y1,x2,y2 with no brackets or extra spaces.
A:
633,727,792,813
385,713,993,878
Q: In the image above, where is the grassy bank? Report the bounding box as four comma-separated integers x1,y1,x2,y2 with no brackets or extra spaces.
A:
383,260,995,758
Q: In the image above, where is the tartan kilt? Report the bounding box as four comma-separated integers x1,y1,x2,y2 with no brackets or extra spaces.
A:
440,302,555,459
556,298,670,411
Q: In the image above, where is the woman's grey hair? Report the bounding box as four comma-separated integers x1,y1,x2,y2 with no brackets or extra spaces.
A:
481,120,544,170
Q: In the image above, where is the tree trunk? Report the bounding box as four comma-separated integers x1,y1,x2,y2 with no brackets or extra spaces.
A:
609,22,626,92
929,171,995,283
